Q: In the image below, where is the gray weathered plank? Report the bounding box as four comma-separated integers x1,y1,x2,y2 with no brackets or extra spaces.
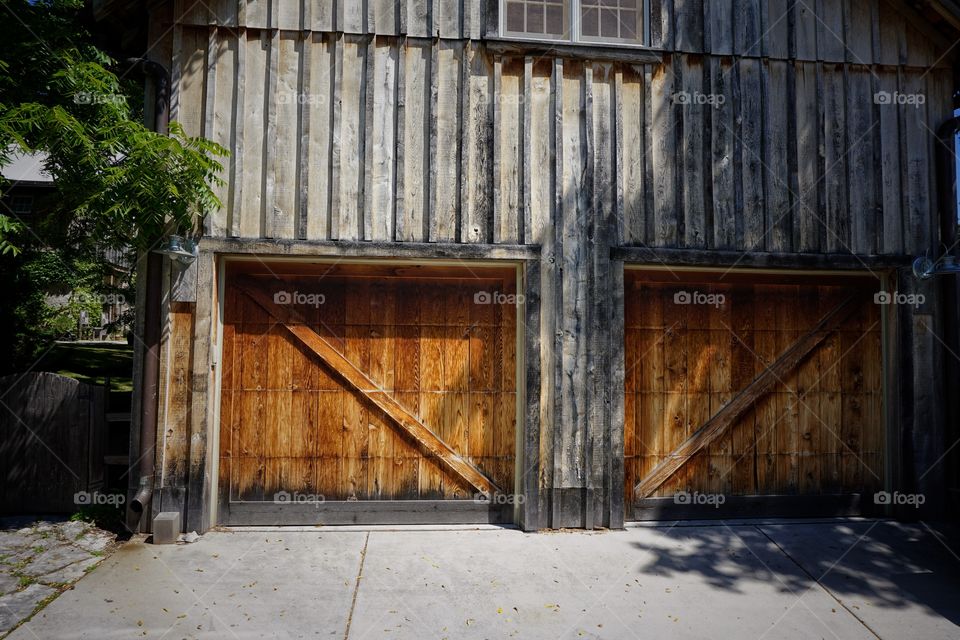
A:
651,56,678,246
794,61,821,252
822,64,849,252
734,0,761,57
739,58,765,250
680,55,705,248
846,66,878,254
763,59,791,252
710,56,737,249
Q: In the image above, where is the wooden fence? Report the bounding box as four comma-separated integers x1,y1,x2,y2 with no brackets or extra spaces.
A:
0,373,107,514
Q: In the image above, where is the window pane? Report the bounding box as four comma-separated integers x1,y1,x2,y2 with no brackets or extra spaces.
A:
581,6,599,36
506,1,525,32
527,3,544,33
545,4,565,35
618,0,639,7
600,7,618,37
620,9,637,39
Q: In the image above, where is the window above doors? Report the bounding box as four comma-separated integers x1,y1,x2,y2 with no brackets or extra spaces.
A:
500,0,649,46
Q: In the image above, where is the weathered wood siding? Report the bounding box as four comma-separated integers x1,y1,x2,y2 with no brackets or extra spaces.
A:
164,0,953,257
146,0,958,530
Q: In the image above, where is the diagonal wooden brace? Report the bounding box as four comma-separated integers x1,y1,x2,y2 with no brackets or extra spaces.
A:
234,277,500,498
634,294,863,500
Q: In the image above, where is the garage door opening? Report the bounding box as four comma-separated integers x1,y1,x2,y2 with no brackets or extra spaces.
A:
215,259,521,525
623,269,886,520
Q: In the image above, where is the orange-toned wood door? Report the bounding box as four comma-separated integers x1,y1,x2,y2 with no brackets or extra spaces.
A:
624,271,885,516
217,261,518,523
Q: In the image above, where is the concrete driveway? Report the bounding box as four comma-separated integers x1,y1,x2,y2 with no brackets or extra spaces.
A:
6,518,960,639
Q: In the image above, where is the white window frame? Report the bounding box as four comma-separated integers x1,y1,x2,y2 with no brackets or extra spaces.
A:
499,0,651,47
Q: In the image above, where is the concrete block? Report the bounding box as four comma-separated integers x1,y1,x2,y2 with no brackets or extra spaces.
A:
152,512,180,545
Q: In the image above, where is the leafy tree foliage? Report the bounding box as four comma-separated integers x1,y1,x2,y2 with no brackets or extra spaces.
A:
0,0,228,371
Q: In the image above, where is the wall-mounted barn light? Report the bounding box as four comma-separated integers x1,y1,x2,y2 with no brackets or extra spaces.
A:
913,255,960,279
154,235,197,265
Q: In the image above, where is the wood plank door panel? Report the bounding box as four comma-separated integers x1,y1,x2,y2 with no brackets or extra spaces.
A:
218,262,519,523
624,272,885,516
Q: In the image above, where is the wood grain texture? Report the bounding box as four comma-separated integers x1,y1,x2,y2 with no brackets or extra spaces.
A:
218,264,520,507
171,22,949,258
625,274,884,502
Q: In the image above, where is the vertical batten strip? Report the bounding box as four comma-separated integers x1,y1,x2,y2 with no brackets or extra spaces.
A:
362,38,377,240
239,30,266,239
710,56,735,249
846,66,877,254
641,65,654,243
651,56,677,246
330,34,344,239
338,36,365,241
230,27,246,238
394,39,407,240
274,33,301,240
491,55,502,243
902,71,931,254
794,61,820,252
369,38,399,241
204,27,222,236
822,64,849,252
613,68,625,247
550,57,564,527
584,62,605,527
522,57,532,245
297,29,312,240
680,55,705,247
458,42,473,243
305,33,334,241
764,59,792,252
620,67,644,245
427,39,441,240
170,24,184,124
739,57,765,250
529,60,553,244
262,29,280,238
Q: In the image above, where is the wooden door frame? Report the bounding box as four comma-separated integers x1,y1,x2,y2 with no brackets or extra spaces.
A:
205,246,541,529
619,263,897,520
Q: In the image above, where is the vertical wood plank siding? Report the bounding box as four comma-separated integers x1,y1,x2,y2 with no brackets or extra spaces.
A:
157,0,956,530
170,0,951,257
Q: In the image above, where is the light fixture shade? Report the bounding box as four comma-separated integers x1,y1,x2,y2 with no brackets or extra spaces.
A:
912,255,960,279
155,234,198,264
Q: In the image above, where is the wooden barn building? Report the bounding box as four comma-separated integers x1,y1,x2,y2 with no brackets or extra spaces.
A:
100,0,960,533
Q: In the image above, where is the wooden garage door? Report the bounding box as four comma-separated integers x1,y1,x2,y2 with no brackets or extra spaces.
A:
217,261,518,524
624,270,884,517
